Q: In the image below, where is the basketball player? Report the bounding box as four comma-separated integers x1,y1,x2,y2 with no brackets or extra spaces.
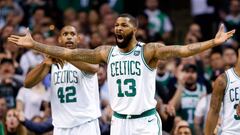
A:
8,14,235,135
205,49,240,135
23,26,101,135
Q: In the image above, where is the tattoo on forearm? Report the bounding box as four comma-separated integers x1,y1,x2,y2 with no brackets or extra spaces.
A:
33,41,51,54
32,41,106,64
152,39,216,59
185,39,215,57
71,51,99,63
170,45,181,58
187,42,202,54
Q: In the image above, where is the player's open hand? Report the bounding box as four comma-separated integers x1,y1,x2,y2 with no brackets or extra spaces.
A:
8,28,34,48
214,24,235,45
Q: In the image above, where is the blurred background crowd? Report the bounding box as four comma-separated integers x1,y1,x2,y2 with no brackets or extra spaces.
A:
0,0,240,135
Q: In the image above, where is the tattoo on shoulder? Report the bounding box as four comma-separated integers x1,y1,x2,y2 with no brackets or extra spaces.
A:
210,73,226,111
216,74,227,88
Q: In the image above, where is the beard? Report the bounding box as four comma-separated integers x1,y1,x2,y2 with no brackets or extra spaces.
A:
185,80,196,90
115,31,133,49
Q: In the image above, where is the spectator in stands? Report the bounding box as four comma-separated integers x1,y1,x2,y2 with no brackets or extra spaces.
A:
98,64,109,108
28,7,46,31
174,120,192,135
194,69,224,135
0,96,7,123
16,80,49,120
4,109,27,135
222,46,238,69
144,0,173,41
224,0,240,44
19,32,44,76
1,38,23,78
102,13,118,34
63,8,77,26
0,0,24,29
168,64,207,134
210,50,225,79
16,110,53,134
0,58,22,108
190,0,215,40
0,25,15,52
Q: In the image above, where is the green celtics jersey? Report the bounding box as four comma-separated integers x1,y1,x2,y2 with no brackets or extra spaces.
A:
221,68,240,135
51,62,101,128
180,83,207,125
107,42,157,114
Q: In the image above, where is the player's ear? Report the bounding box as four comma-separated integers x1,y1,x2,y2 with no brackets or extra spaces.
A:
238,48,240,63
133,27,137,33
58,37,62,44
76,34,81,44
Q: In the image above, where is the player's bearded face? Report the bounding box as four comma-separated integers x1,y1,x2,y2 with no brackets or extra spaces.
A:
115,31,134,48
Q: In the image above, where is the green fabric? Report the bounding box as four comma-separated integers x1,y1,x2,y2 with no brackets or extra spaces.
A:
157,13,166,36
0,123,4,135
147,12,167,36
156,75,170,86
178,108,195,134
112,0,124,13
225,20,239,40
57,0,90,12
113,108,156,119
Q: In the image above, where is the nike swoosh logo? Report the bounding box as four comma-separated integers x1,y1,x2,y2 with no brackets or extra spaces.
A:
112,54,118,57
148,119,154,122
231,81,236,84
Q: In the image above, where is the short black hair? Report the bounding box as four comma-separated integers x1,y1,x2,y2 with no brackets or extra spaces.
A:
32,31,43,37
0,58,14,65
32,6,45,15
223,45,238,56
210,48,222,57
119,13,138,27
182,64,197,72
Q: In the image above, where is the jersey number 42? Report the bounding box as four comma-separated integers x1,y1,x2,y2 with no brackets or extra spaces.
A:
57,86,77,103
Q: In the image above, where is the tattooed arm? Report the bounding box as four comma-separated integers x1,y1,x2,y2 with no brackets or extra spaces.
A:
144,24,235,60
8,31,112,64
31,41,112,64
205,74,226,135
149,39,216,60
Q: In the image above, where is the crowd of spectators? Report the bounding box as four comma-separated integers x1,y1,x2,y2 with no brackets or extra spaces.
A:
0,0,240,135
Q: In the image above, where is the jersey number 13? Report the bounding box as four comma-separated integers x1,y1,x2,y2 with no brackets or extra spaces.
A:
117,78,136,97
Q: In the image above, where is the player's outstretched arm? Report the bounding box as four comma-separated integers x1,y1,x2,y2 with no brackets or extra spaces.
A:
149,24,235,60
29,44,111,64
8,30,112,64
69,61,99,74
24,57,56,88
205,74,226,135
